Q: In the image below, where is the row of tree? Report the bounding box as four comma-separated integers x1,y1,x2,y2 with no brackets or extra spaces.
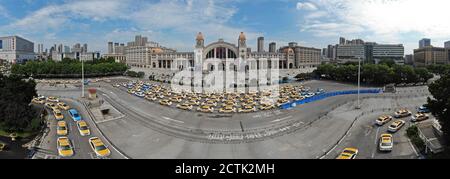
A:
426,64,450,75
314,63,434,85
0,73,39,132
11,57,129,78
126,71,145,78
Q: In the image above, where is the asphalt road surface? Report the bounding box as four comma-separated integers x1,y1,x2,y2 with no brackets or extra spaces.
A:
36,79,430,159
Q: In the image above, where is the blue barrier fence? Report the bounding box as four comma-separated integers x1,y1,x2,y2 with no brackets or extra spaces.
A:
280,88,382,109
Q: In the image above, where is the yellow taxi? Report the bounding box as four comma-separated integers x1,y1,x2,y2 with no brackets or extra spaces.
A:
57,121,68,136
46,96,60,103
186,100,200,106
88,137,111,157
394,109,412,118
219,105,237,113
170,96,183,103
197,105,214,113
238,105,257,113
45,102,58,111
379,134,393,152
76,121,91,136
388,120,406,133
243,99,257,106
57,137,74,157
57,102,70,110
411,113,429,122
31,97,46,104
145,94,157,101
202,100,217,107
53,109,64,120
336,148,358,159
222,100,237,107
159,99,173,106
276,98,289,107
260,103,275,110
375,115,393,126
177,103,193,111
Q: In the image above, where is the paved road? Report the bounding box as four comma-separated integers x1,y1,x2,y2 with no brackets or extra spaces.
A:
32,98,126,159
36,79,430,159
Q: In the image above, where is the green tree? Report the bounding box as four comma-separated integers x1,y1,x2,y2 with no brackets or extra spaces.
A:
427,75,450,145
0,74,38,132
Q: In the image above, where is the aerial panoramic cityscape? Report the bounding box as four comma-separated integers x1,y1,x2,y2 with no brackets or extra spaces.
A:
1,0,450,172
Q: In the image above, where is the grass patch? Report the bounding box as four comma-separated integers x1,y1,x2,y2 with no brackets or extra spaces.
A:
0,118,43,138
0,129,39,138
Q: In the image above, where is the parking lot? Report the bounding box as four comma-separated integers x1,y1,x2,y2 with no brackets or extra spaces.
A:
113,80,325,115
33,78,433,159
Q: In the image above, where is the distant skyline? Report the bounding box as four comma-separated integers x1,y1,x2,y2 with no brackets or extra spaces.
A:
1,0,449,54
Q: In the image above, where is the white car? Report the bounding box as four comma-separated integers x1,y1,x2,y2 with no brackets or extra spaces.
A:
379,134,393,152
388,120,406,133
411,113,429,122
394,109,412,118
46,96,60,103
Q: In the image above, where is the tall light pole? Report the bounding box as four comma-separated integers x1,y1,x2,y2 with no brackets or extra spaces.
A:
356,57,361,109
81,58,85,98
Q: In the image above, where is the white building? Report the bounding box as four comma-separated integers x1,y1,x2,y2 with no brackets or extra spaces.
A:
336,44,366,62
0,36,35,64
372,44,404,64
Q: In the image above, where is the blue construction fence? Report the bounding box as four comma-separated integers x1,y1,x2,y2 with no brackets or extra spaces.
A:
280,88,382,109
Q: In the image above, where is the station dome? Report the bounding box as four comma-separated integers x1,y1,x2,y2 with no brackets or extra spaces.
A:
196,32,204,41
239,32,246,41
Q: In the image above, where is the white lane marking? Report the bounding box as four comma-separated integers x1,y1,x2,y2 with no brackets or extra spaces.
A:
271,116,293,123
374,127,381,145
162,116,185,124
371,127,381,159
408,138,420,157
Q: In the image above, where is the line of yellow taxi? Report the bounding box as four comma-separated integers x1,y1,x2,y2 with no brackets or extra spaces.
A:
117,82,316,114
32,96,110,158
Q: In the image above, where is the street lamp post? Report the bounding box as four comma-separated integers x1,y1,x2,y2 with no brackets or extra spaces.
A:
356,57,361,109
81,58,85,98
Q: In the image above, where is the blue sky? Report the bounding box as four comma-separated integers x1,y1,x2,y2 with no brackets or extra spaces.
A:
1,0,449,54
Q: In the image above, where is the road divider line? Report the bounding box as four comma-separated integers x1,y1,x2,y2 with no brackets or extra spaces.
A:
271,116,292,123
162,116,184,124
374,127,381,145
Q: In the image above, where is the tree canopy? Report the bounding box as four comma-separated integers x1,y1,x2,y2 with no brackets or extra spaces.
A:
314,63,433,86
0,74,38,132
427,74,450,145
11,57,128,78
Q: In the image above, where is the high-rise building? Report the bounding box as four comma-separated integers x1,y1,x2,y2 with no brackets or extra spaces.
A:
83,43,88,53
445,41,450,48
419,38,431,48
108,42,113,54
339,37,346,45
64,46,70,53
257,37,265,52
414,46,449,66
37,44,44,54
0,36,35,63
405,54,414,65
336,44,366,61
57,44,63,53
372,44,404,64
269,42,276,53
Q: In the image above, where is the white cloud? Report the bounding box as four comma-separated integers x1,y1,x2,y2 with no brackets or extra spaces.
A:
298,0,450,52
1,0,260,53
7,0,127,31
296,2,318,11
